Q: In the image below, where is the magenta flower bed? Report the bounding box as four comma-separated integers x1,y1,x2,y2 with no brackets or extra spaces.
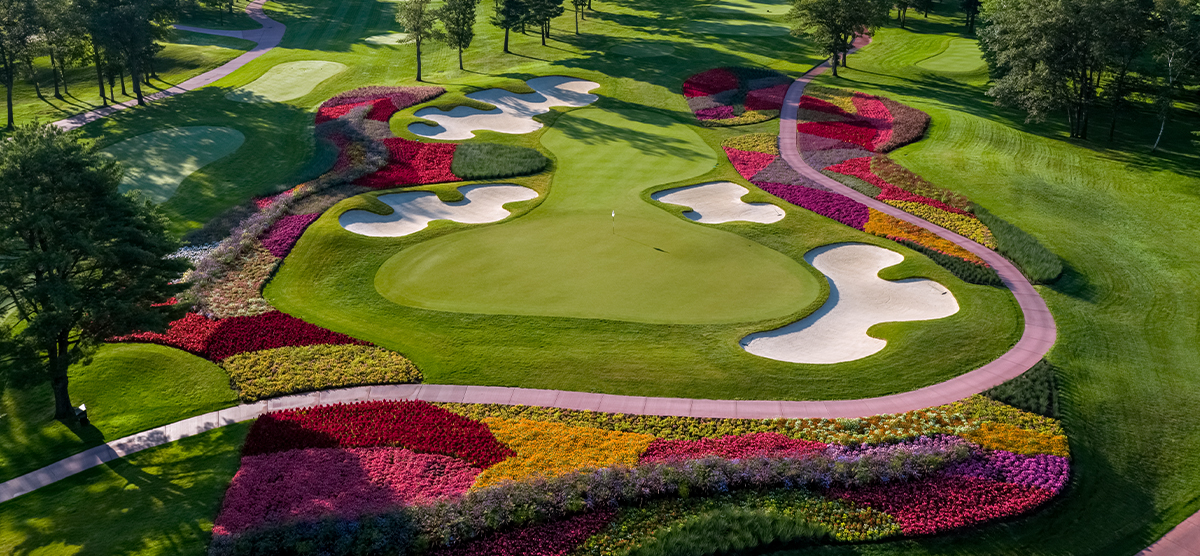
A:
428,512,616,556
682,67,792,125
757,182,870,229
825,157,969,215
724,147,777,181
796,120,879,150
831,475,1057,535
241,401,516,468
112,311,368,361
213,447,480,536
696,105,735,121
640,432,827,464
745,83,790,111
683,68,739,97
356,138,459,189
944,450,1070,491
261,213,321,258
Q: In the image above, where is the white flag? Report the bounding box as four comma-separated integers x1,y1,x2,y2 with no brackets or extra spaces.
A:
612,210,615,218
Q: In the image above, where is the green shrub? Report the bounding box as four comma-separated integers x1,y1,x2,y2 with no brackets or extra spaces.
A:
628,507,829,556
972,204,1063,284
984,359,1059,418
451,143,549,180
894,239,1004,286
222,344,422,401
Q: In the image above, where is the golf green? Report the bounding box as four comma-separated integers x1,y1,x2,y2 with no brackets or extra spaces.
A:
709,0,791,16
101,126,245,204
374,108,824,324
225,60,347,103
917,39,987,73
687,20,791,37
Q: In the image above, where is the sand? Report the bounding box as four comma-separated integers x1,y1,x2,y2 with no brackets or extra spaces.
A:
741,243,960,364
101,126,245,204
339,184,539,237
408,76,600,140
652,182,785,224
363,32,411,45
225,60,346,103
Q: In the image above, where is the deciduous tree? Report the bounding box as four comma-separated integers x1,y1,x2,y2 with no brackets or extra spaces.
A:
437,0,478,70
397,0,437,81
1149,0,1200,151
490,0,527,53
526,0,564,45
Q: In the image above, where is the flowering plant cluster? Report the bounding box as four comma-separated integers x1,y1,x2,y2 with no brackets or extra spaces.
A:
864,209,987,265
473,418,655,489
682,67,793,127
355,137,460,189
111,310,368,361
222,344,422,402
639,432,828,464
261,213,322,258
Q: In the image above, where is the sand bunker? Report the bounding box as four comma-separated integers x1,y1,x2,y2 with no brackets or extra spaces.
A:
652,182,785,224
611,42,676,58
363,32,411,45
408,76,599,140
688,20,790,37
339,184,538,237
741,243,959,364
226,60,346,103
102,126,245,204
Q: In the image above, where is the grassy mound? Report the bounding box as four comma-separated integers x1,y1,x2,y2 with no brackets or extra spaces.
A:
984,359,1059,417
451,143,549,180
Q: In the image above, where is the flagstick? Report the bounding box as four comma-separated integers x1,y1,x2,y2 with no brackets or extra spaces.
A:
611,210,615,235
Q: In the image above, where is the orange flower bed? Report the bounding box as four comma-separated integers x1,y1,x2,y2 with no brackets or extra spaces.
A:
863,209,987,266
473,419,655,489
960,421,1070,457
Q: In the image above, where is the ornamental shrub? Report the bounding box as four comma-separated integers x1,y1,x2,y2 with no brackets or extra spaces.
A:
223,345,422,401
893,239,1003,286
984,359,1059,417
628,507,829,556
972,205,1064,284
451,143,550,180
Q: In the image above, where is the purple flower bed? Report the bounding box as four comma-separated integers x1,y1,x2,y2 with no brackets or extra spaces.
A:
640,432,828,464
428,512,615,556
944,450,1070,491
697,105,736,121
757,182,870,230
261,213,322,258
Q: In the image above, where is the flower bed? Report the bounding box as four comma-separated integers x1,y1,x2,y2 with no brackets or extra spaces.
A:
222,344,422,402
355,138,459,189
208,395,1070,555
261,213,322,258
682,67,793,126
111,310,368,361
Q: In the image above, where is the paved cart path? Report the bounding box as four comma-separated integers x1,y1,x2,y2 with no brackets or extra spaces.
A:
51,0,285,131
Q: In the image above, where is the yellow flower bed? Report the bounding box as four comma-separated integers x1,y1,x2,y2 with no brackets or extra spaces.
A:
960,421,1070,457
474,418,655,489
722,133,779,155
863,209,987,266
882,200,998,249
804,85,858,113
223,344,422,401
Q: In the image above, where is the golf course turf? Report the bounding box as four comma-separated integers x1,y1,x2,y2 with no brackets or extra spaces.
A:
102,126,247,204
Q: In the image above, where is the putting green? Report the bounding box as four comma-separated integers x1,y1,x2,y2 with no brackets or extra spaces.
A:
225,60,347,103
709,0,791,16
375,108,823,324
102,126,245,204
917,38,987,73
611,41,676,58
687,20,791,37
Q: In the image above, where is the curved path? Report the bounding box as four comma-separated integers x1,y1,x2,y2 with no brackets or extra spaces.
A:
1,36,1058,506
51,0,284,131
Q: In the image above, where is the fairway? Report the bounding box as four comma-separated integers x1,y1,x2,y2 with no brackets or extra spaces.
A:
709,0,791,16
375,108,823,324
225,60,347,103
102,126,246,204
687,20,791,36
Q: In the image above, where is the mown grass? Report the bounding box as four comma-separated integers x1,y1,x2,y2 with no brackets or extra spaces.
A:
766,7,1200,556
451,143,549,179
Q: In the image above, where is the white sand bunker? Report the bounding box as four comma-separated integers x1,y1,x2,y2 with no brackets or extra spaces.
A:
363,32,410,45
226,61,346,103
408,76,599,140
339,184,538,237
741,243,959,364
652,182,784,224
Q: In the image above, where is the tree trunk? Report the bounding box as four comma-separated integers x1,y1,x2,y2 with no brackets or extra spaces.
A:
588,0,592,9
416,39,423,82
120,68,127,96
130,59,145,105
1,45,13,131
575,7,580,34
50,334,75,421
1108,112,1119,142
831,51,839,77
504,28,510,52
93,40,107,105
26,57,43,99
1151,118,1166,152
458,47,464,70
542,23,548,45
50,52,61,98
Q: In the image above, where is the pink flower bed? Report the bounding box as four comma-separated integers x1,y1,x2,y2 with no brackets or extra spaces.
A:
724,147,777,180
111,311,368,361
640,432,827,464
831,475,1057,536
683,67,792,125
213,447,480,536
355,138,459,189
241,401,516,468
757,182,870,229
428,512,616,556
261,214,321,258
697,106,735,121
683,68,739,97
825,157,969,215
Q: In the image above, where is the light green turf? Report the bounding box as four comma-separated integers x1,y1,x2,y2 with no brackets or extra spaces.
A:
0,423,248,556
916,38,986,73
0,344,236,483
102,126,246,204
709,0,792,16
611,42,676,58
225,60,347,103
375,108,821,324
687,20,791,37
362,32,411,45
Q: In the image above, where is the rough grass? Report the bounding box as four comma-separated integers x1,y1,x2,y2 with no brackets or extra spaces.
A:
972,204,1064,284
984,359,1059,418
630,507,829,556
450,142,549,180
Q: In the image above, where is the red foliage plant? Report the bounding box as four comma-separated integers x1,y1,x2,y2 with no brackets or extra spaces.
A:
355,138,459,189
640,432,828,464
241,400,516,468
111,311,368,361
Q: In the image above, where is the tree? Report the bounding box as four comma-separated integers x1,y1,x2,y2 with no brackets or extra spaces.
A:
90,0,179,106
1148,0,1200,151
0,0,37,130
0,125,186,420
789,0,887,76
572,0,588,33
895,0,912,27
397,0,437,81
961,0,980,31
490,0,527,53
526,0,564,45
1104,0,1152,141
437,0,478,70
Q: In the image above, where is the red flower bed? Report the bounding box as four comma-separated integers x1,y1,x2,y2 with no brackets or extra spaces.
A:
640,432,827,464
724,147,777,181
112,311,368,361
261,213,321,258
213,447,481,536
355,138,459,189
744,83,790,111
796,120,879,150
316,99,375,124
241,400,516,468
796,95,849,116
831,475,1056,536
825,157,969,215
429,512,616,556
683,68,739,97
